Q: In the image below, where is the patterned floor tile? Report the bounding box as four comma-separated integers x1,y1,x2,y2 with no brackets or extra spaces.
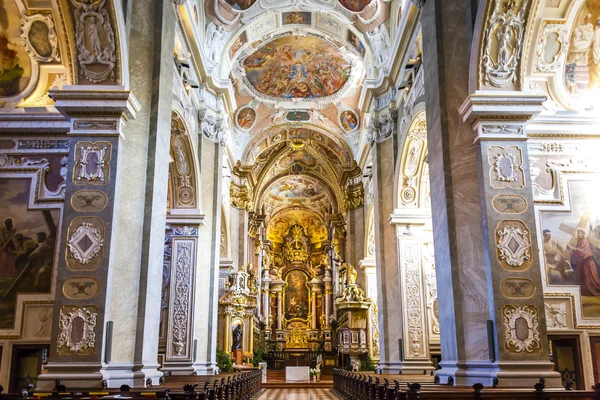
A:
256,388,338,399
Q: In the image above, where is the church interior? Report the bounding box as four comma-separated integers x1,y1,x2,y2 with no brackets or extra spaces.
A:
2,0,600,398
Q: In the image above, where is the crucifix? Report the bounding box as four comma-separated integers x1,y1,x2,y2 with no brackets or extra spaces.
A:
559,206,600,248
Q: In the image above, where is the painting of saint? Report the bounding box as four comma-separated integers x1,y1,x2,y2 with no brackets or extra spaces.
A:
277,150,317,169
564,1,600,97
284,270,309,320
0,0,31,97
229,32,247,60
0,179,58,329
236,107,256,130
243,36,352,99
340,110,359,132
283,12,311,25
339,0,373,12
347,30,366,57
541,180,600,317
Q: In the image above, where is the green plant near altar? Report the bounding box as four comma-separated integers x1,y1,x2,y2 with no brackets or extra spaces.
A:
310,368,321,376
216,350,234,372
361,355,376,372
252,347,266,367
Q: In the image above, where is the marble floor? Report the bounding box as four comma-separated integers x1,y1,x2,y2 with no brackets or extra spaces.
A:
256,388,338,399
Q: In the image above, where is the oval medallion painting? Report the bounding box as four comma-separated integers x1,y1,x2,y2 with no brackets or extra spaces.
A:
236,106,256,130
339,0,373,12
0,0,31,97
340,109,359,132
243,35,352,99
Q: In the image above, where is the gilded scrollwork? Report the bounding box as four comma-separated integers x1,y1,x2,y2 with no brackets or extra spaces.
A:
502,304,541,353
57,305,98,355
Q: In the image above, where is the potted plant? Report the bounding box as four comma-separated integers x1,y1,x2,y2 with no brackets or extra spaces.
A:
310,368,321,382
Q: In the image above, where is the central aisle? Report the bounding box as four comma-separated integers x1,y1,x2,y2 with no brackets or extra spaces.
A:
256,388,338,399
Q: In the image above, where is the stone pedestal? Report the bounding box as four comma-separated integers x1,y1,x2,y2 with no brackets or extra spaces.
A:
233,349,243,366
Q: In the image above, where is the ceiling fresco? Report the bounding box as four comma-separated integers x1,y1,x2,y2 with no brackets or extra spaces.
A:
266,209,328,244
243,35,352,99
339,0,374,12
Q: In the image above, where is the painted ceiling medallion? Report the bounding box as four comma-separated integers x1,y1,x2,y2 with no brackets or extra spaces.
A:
243,35,352,100
339,0,373,12
68,223,104,264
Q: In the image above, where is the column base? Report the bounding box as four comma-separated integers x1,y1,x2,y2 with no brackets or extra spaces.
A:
377,359,435,375
37,362,106,390
192,362,218,376
436,360,562,388
132,361,164,386
161,360,195,376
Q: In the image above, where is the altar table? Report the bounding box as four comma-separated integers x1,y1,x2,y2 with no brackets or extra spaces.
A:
285,366,310,382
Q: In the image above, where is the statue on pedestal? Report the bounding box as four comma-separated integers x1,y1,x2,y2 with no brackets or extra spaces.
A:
232,324,243,351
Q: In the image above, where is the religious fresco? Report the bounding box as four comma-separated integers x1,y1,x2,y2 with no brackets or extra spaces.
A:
278,150,317,168
541,180,600,318
286,110,311,122
269,176,322,199
283,12,311,25
347,30,366,57
0,0,32,97
284,269,309,321
0,179,58,329
236,106,256,130
266,209,329,244
229,31,247,60
339,0,373,12
224,0,256,10
243,35,352,99
340,109,359,132
564,1,600,98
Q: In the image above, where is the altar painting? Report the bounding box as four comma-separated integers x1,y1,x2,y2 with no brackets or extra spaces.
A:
284,270,309,321
0,179,58,329
243,36,351,99
0,0,32,97
540,180,600,318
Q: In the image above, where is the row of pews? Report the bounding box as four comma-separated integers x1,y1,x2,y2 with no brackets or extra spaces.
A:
0,370,262,400
332,369,600,400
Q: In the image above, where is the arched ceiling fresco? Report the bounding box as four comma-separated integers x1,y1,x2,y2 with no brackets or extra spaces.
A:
242,35,353,99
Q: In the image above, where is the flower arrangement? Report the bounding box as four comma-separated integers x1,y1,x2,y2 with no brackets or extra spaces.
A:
310,368,321,376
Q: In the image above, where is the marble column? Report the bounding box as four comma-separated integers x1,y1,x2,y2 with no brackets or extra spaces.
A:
230,206,249,271
372,133,405,374
276,289,283,331
421,0,560,387
346,206,366,288
391,214,435,372
37,87,139,390
191,135,223,375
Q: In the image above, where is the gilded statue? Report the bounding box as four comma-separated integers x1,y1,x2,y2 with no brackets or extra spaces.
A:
340,262,357,285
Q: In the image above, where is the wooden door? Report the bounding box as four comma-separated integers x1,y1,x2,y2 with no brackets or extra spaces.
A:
9,345,49,393
550,336,584,389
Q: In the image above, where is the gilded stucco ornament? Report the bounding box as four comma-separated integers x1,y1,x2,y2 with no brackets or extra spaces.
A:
68,223,104,265
535,23,569,73
57,306,98,354
481,0,529,88
503,304,541,353
20,12,60,63
344,183,364,210
71,0,117,83
496,221,531,268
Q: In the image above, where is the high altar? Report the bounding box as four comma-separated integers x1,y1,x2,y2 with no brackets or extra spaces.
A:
217,208,374,370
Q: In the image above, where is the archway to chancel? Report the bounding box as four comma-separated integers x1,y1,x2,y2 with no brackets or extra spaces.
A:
391,108,439,371
159,111,204,375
